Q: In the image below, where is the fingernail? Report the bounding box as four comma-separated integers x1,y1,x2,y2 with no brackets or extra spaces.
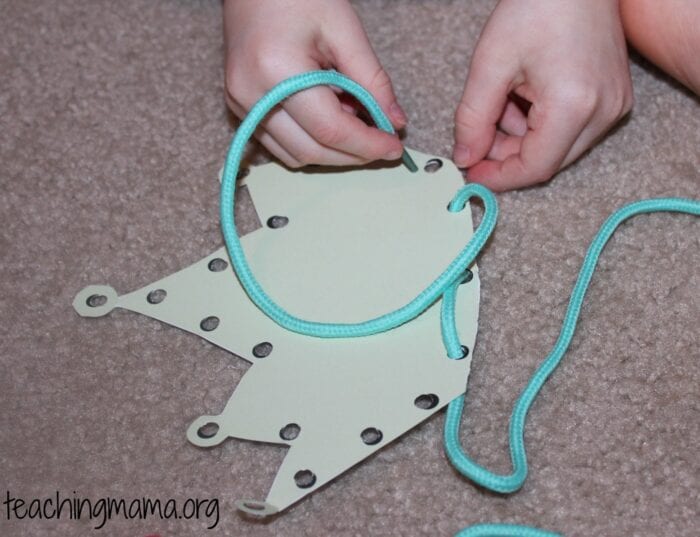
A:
390,102,408,125
453,144,470,166
387,147,403,160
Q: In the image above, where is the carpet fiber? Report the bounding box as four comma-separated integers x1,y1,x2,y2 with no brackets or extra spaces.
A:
1,1,698,536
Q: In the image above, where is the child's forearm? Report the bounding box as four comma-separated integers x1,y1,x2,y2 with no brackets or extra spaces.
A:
620,0,700,94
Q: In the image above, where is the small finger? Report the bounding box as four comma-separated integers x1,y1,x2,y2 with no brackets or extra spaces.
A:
559,116,618,170
263,106,375,167
499,100,528,137
226,96,302,167
229,95,368,167
486,131,523,161
283,86,404,161
252,129,303,168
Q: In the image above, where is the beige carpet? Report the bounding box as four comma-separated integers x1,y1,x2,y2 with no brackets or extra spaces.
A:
1,1,698,535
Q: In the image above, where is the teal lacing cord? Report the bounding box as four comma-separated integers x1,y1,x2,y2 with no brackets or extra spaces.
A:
442,196,700,496
220,71,700,537
455,524,561,537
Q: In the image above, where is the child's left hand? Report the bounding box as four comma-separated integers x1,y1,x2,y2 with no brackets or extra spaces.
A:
453,0,634,191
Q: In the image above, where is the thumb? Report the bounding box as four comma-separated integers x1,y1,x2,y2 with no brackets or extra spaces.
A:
453,50,515,168
331,28,407,130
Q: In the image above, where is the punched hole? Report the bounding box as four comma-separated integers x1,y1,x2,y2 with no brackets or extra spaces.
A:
242,501,266,512
279,423,301,441
266,215,289,229
449,345,469,360
424,158,443,173
461,269,473,284
86,294,107,307
414,393,440,410
360,427,383,446
237,168,250,181
146,289,167,304
252,342,273,358
197,422,219,439
208,258,228,272
200,316,220,332
294,470,316,489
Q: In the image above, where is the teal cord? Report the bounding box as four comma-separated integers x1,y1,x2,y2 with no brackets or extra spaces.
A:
443,196,700,499
455,524,561,537
220,71,700,537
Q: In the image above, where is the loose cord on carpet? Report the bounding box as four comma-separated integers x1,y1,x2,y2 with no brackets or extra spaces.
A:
219,70,700,537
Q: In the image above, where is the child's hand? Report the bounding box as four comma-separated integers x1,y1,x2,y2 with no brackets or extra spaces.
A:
224,0,406,168
453,0,633,191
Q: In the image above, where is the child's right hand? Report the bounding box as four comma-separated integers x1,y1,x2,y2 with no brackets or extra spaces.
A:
224,0,407,168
